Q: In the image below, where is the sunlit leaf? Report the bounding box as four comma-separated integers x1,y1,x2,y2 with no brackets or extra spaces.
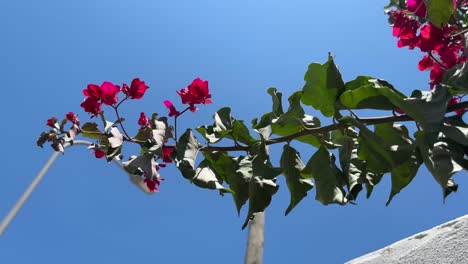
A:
301,54,345,117
426,0,455,28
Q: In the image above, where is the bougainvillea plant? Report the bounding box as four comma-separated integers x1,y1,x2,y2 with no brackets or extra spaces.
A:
38,1,467,229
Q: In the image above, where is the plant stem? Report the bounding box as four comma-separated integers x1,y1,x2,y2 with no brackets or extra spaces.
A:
112,105,132,141
199,101,468,153
174,106,191,141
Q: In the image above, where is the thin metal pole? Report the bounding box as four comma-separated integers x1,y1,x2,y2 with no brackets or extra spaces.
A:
0,140,149,237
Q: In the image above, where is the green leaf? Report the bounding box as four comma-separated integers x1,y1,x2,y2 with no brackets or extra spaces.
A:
230,120,258,145
106,145,122,162
332,128,368,201
192,160,232,194
301,54,345,117
401,87,451,139
302,146,347,205
415,131,462,200
152,117,171,147
242,176,279,230
197,107,257,145
426,0,455,28
81,122,102,139
443,63,468,94
365,173,384,199
371,123,422,205
123,154,159,179
339,77,406,110
356,124,398,174
37,132,50,148
387,152,421,205
280,145,314,215
250,141,283,180
175,129,201,179
271,91,323,147
204,152,250,214
134,127,153,143
253,88,284,129
240,140,281,229
441,124,468,146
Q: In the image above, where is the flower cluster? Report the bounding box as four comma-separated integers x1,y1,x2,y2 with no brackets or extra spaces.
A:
163,77,212,116
41,76,212,194
390,1,467,115
176,77,212,112
391,9,465,89
81,78,149,117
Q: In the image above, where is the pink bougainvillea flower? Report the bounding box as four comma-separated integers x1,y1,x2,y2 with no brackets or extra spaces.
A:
83,84,101,100
449,97,467,115
407,0,427,17
80,97,102,117
122,78,149,99
391,10,420,49
418,24,445,52
46,118,57,128
100,81,120,105
65,112,79,125
163,100,180,117
144,177,164,192
162,146,174,163
418,55,435,71
429,64,445,89
138,112,151,128
94,149,106,159
177,78,212,112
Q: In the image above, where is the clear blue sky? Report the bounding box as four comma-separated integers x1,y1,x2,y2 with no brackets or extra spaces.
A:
1,0,467,263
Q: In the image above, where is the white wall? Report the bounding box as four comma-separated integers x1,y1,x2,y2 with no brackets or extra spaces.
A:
346,214,468,264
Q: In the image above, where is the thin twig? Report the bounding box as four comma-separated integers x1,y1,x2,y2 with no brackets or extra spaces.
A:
199,101,468,152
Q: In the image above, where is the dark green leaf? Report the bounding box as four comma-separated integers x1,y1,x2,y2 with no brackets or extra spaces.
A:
387,152,421,205
230,120,258,145
204,152,250,214
401,87,451,140
197,107,257,145
302,146,347,205
175,129,201,179
192,160,232,194
271,91,323,147
280,145,314,215
250,141,282,180
242,176,279,230
106,145,122,162
415,131,462,200
332,128,368,201
443,63,468,94
441,124,468,146
37,132,50,148
81,122,102,139
301,54,345,117
123,153,159,179
253,88,284,129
